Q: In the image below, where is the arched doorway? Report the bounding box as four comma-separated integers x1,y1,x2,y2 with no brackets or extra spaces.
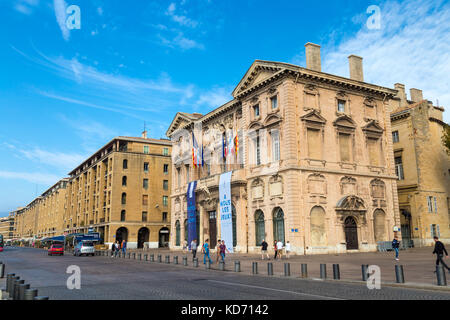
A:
137,227,149,249
184,219,188,243
159,227,170,247
115,227,128,243
208,210,217,249
255,210,265,246
344,216,358,250
273,207,285,244
175,220,181,246
373,209,386,242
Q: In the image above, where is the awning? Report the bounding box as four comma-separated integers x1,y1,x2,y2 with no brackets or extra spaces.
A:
41,235,65,242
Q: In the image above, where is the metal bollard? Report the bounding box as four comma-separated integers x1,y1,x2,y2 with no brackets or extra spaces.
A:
252,262,258,274
183,256,188,266
138,253,142,260
132,253,136,260
436,265,447,286
13,279,25,300
267,262,273,276
395,265,405,283
34,296,49,300
150,254,155,262
361,264,369,281
0,264,5,278
18,283,30,300
23,288,38,301
127,252,130,259
219,261,225,271
6,273,15,293
157,254,162,263
8,276,19,295
320,264,327,279
284,263,291,277
166,255,170,264
205,260,211,269
144,254,148,261
301,264,308,278
333,264,340,280
193,258,199,267
174,256,178,265
234,261,241,272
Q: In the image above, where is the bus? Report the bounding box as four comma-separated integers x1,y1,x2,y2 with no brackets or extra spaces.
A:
0,234,4,252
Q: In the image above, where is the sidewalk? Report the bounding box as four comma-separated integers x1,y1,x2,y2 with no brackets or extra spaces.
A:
119,246,449,289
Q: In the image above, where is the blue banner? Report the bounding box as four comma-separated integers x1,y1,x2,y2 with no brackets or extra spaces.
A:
219,171,233,252
187,180,197,249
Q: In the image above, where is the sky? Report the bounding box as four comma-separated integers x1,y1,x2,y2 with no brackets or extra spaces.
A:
1,0,449,216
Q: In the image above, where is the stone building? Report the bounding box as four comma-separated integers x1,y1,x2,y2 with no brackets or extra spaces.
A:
64,134,172,249
0,213,15,241
167,43,401,255
390,86,450,246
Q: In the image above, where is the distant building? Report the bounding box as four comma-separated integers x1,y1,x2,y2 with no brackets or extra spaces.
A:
0,212,15,241
390,86,450,246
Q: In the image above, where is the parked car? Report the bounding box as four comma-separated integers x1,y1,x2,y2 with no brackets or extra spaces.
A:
73,241,95,256
48,243,64,256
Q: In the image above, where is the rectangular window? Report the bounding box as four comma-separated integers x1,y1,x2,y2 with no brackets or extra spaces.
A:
185,165,190,183
434,197,438,213
253,104,260,117
392,131,399,143
368,138,380,166
143,145,149,154
142,211,147,222
256,133,261,165
338,100,346,113
177,167,181,187
144,162,149,172
163,196,168,207
427,196,433,212
395,157,404,180
163,180,169,190
163,148,169,156
271,96,278,109
142,195,148,206
162,212,168,222
143,179,148,189
339,133,351,162
272,131,280,161
307,128,321,159
163,164,169,174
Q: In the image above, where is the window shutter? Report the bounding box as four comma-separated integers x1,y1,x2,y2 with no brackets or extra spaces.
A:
437,225,440,237
434,197,437,213
430,224,434,238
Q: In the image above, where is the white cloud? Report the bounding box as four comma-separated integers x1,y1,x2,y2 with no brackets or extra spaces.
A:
13,0,39,15
319,0,450,123
53,0,69,41
196,87,231,109
97,6,103,16
165,2,198,28
0,171,61,186
158,32,204,50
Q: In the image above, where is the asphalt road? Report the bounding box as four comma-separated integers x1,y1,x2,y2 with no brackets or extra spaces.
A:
1,246,449,300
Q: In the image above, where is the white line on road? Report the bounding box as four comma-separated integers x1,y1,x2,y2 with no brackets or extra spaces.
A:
207,280,344,300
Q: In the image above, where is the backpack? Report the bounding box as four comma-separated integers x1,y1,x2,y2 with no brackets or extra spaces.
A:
392,239,399,248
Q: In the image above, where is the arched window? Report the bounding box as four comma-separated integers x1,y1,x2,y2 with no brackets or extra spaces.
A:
273,207,285,244
120,210,126,222
122,176,127,186
255,210,265,246
123,159,128,169
175,220,180,246
232,205,237,247
310,206,327,246
121,193,126,205
373,209,386,242
184,219,188,242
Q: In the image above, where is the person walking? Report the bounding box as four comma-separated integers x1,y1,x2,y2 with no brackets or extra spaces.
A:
111,241,116,257
219,240,230,264
202,239,213,265
276,240,284,260
273,240,278,260
121,240,127,256
392,235,400,261
433,236,450,272
190,239,198,260
114,241,120,257
215,239,222,263
285,241,291,259
261,239,270,260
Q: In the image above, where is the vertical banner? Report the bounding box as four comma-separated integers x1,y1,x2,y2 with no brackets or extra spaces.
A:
187,181,197,249
219,171,233,252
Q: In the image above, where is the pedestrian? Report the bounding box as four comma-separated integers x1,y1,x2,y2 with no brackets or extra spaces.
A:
261,239,270,260
111,241,116,257
202,239,213,265
182,240,188,253
122,239,127,256
285,241,291,259
216,239,222,263
276,240,284,259
273,240,278,260
114,241,120,257
190,239,198,260
433,236,450,272
392,235,400,261
219,240,230,264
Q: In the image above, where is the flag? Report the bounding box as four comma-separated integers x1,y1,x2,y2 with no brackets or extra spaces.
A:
228,131,234,157
192,132,198,168
234,130,239,155
201,145,204,167
222,133,227,159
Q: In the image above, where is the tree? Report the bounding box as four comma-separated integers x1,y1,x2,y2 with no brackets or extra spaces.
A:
442,124,450,155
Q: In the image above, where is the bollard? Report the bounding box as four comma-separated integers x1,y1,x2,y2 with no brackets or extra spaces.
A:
18,283,30,300
284,263,291,277
144,254,148,261
8,276,19,295
361,264,369,281
0,263,4,279
34,296,49,300
333,264,340,280
6,273,15,293
127,252,131,259
320,264,327,279
252,262,258,275
165,255,170,264
301,264,308,278
174,256,178,265
183,256,188,266
234,261,241,272
13,279,25,300
132,253,136,260
267,262,273,276
436,265,447,286
23,288,38,301
205,260,210,269
193,258,199,267
395,265,405,283
150,254,155,262
138,253,142,260
219,261,225,271
157,254,162,263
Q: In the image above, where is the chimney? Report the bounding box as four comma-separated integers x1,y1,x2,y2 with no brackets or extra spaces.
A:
394,83,407,107
348,55,364,82
142,130,147,139
409,88,423,102
305,43,321,72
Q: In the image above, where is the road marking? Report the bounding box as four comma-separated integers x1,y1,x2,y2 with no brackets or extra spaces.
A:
207,280,344,300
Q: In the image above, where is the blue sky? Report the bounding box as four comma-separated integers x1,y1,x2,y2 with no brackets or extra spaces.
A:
1,0,449,216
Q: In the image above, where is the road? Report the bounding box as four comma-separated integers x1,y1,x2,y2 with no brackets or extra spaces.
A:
1,246,449,300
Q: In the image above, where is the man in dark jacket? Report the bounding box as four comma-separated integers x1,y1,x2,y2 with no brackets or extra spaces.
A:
433,236,449,271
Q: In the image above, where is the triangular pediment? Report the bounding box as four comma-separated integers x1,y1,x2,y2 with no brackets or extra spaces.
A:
333,115,356,129
301,110,326,124
166,112,203,137
362,120,384,133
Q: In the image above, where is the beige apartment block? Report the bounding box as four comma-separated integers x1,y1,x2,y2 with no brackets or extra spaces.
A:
0,213,15,241
64,135,172,249
390,86,450,246
167,43,401,255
